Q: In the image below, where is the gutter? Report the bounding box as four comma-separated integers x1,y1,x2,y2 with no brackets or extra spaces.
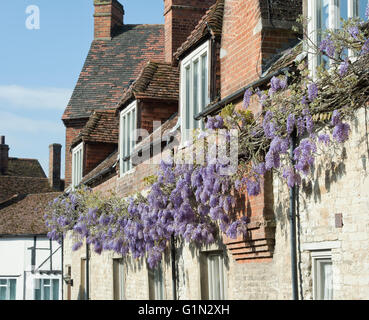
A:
194,67,291,120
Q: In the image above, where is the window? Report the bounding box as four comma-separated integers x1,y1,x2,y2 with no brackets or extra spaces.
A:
312,251,333,300
34,278,60,300
148,262,165,300
119,101,137,175
72,142,83,188
79,258,88,300
0,279,16,300
308,0,367,76
200,252,227,300
180,41,210,143
113,259,125,300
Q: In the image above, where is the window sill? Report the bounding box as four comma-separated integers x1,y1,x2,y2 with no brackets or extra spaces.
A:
118,167,136,180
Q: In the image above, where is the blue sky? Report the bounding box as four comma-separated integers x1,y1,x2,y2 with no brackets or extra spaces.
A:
0,0,164,178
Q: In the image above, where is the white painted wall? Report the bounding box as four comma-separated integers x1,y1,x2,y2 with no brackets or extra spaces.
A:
0,236,62,300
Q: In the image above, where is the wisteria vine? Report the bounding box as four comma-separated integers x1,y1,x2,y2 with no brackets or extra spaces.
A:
45,12,369,268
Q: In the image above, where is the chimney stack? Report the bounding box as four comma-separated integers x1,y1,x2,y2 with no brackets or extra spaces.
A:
94,0,124,40
0,136,9,175
163,0,217,63
49,144,62,191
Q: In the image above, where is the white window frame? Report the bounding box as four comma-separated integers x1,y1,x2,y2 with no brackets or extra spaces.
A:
113,258,125,300
33,278,60,300
311,250,333,300
200,251,227,300
307,0,366,78
148,261,165,300
119,101,137,177
0,278,16,300
180,40,211,145
72,142,83,188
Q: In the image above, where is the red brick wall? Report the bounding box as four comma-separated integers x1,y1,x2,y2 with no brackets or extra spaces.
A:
94,0,124,40
164,0,217,63
139,100,178,135
84,143,117,177
220,0,299,98
64,119,87,188
220,0,263,97
218,0,301,261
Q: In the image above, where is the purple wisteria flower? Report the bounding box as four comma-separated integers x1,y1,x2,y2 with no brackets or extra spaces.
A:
269,76,288,95
348,26,359,40
361,39,369,55
319,36,336,57
339,58,350,77
206,115,224,130
366,1,369,20
308,83,318,101
252,162,266,176
282,167,302,188
287,114,295,135
293,139,317,175
243,88,253,109
246,179,261,196
333,122,350,143
318,133,331,145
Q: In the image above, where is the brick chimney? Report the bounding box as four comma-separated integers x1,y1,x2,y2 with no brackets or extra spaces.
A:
164,0,217,63
49,144,62,191
94,0,124,40
0,136,9,176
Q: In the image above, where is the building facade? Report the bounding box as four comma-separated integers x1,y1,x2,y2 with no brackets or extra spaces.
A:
60,0,369,300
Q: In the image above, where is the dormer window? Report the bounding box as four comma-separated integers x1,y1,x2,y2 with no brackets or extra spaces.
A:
180,40,211,143
308,0,367,77
119,101,137,176
72,142,83,188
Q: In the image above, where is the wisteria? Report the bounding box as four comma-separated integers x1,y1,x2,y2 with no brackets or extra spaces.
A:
45,14,369,268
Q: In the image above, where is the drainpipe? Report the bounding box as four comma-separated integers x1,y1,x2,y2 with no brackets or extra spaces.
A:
289,129,298,300
171,235,177,300
86,243,90,300
61,237,64,300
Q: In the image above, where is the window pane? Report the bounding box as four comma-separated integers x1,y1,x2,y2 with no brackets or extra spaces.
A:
320,261,333,300
340,0,348,22
52,279,59,300
185,66,191,131
193,59,199,129
0,279,6,285
34,288,41,300
0,286,6,300
354,0,367,19
9,279,16,300
43,286,51,300
317,0,331,67
201,53,208,110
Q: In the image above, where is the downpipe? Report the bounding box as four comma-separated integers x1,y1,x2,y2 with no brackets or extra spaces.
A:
290,130,298,300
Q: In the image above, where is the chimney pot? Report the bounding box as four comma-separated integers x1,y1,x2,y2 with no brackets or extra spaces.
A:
49,143,62,191
0,135,9,175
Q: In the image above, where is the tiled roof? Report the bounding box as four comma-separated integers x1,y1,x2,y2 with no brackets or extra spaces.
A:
174,0,225,59
71,109,119,149
6,158,46,178
81,150,118,186
117,61,180,109
0,176,54,203
260,0,302,22
62,24,165,121
0,193,61,235
262,41,304,77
